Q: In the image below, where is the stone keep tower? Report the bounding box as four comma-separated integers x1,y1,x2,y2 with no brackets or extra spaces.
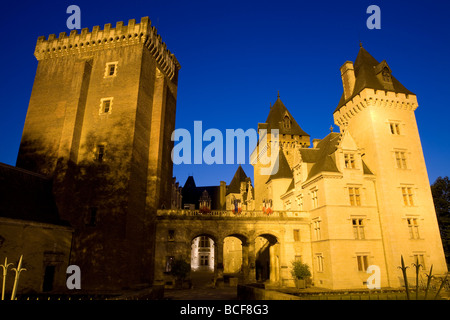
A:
334,45,447,286
16,17,181,290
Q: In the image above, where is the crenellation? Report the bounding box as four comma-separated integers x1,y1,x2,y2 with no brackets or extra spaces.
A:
34,16,180,80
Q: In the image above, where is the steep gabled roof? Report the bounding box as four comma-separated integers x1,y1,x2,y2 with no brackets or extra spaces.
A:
335,46,415,112
266,149,293,183
265,97,309,136
302,132,341,180
362,160,374,175
285,179,295,193
226,165,248,195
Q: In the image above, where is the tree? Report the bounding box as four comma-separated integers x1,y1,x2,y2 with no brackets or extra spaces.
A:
431,176,450,265
170,258,191,288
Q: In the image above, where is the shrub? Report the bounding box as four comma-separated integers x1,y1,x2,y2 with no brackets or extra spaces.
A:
291,261,311,280
170,258,191,280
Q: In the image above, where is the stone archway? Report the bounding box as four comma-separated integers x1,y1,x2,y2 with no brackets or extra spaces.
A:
223,233,248,285
190,233,216,288
254,233,280,284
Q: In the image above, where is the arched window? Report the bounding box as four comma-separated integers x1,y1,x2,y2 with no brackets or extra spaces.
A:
283,115,291,129
382,67,391,82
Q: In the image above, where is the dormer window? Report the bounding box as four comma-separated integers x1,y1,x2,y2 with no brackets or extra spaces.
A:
344,153,356,169
382,67,391,82
283,115,291,129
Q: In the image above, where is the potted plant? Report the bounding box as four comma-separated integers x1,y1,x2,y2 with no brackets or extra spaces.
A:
291,261,311,289
170,258,191,289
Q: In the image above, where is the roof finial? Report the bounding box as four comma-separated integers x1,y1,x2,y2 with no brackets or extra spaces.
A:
359,40,363,48
330,125,334,132
277,90,280,98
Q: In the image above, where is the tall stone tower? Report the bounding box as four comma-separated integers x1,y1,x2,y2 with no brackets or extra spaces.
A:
16,17,180,290
251,96,310,210
333,45,447,286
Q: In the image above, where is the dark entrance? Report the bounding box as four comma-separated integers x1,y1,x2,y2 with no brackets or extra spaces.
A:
43,265,55,292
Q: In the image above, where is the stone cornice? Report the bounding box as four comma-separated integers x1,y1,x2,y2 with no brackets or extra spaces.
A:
333,88,418,127
34,17,181,81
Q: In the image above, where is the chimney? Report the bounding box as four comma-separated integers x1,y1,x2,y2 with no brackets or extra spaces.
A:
340,61,356,100
312,139,321,148
219,181,226,209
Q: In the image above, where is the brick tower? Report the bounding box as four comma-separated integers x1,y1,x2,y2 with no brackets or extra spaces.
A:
16,17,181,290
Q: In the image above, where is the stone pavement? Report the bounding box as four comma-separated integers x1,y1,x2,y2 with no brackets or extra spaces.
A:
164,271,238,300
164,287,238,300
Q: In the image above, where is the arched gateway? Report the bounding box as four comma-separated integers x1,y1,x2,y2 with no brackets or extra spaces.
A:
154,209,311,287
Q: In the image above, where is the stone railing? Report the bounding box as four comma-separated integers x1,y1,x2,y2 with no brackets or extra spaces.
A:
156,209,308,219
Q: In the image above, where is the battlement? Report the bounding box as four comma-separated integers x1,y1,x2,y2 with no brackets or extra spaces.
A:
34,17,181,80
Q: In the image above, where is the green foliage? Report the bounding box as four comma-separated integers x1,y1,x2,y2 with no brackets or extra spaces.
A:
291,261,311,280
170,258,191,280
431,176,450,265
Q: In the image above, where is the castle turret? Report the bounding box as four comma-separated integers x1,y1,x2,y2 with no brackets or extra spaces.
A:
252,95,310,210
333,45,447,286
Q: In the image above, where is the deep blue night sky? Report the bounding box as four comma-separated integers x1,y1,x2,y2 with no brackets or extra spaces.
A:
0,0,449,188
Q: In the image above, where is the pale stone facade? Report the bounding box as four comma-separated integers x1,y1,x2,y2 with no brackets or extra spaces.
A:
157,45,448,290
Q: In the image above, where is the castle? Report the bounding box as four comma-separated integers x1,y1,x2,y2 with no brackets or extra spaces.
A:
0,17,447,293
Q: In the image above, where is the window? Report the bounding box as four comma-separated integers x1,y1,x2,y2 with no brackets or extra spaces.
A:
294,255,302,262
100,98,113,114
285,199,291,210
297,195,303,211
402,186,415,206
199,236,210,248
344,153,356,169
413,254,426,269
283,115,291,129
200,255,209,266
313,220,321,240
349,187,361,206
357,255,369,271
87,207,97,226
311,189,318,209
395,151,408,169
352,219,365,239
168,230,175,241
317,254,324,272
96,145,105,162
104,62,118,77
382,67,391,82
165,256,174,272
407,218,420,239
389,122,401,135
293,229,300,242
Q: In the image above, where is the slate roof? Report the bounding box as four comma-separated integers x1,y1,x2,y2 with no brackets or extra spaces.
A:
226,165,248,195
266,149,293,183
0,162,69,226
300,132,341,180
335,46,415,112
299,132,375,180
265,97,309,136
181,176,222,209
285,179,295,194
